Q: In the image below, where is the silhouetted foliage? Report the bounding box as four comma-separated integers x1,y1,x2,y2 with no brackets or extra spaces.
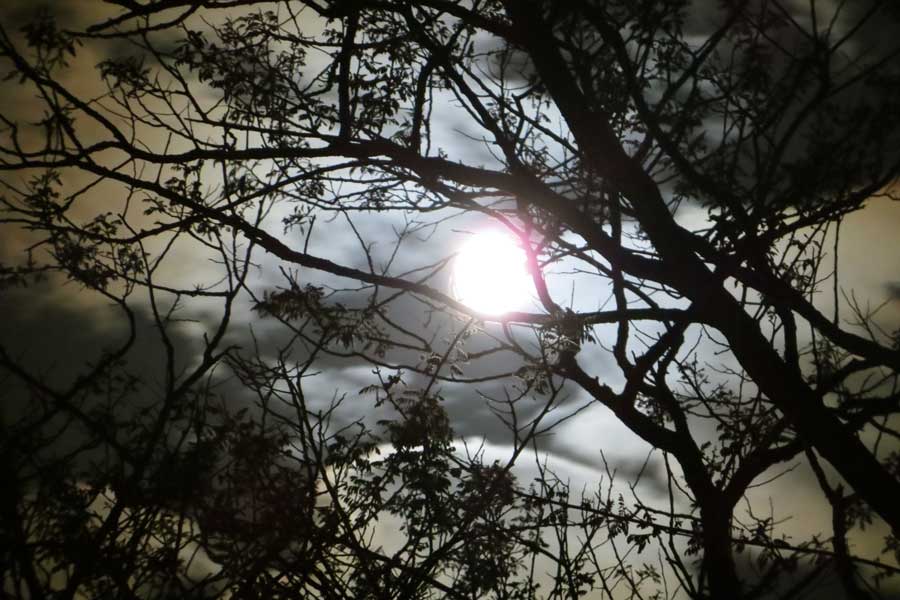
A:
2,1,900,598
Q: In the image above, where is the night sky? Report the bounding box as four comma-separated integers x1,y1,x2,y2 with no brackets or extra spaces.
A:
2,1,900,597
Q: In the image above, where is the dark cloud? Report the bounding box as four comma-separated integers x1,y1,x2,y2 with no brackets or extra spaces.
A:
887,282,900,301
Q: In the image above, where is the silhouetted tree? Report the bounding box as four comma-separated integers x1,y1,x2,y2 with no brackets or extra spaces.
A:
2,1,900,598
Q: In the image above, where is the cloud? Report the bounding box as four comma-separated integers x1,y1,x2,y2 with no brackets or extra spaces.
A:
886,282,900,302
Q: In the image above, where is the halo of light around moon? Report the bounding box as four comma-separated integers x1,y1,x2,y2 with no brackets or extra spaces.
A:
452,231,534,315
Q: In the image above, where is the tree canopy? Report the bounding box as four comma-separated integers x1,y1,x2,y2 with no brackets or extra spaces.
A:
2,1,900,598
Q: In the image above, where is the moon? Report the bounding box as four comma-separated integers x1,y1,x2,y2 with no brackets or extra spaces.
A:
452,231,534,315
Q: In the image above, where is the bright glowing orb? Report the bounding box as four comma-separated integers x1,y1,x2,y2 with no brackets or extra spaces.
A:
452,232,533,315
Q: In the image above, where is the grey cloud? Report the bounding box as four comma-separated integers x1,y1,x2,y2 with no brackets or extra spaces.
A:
887,282,900,301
